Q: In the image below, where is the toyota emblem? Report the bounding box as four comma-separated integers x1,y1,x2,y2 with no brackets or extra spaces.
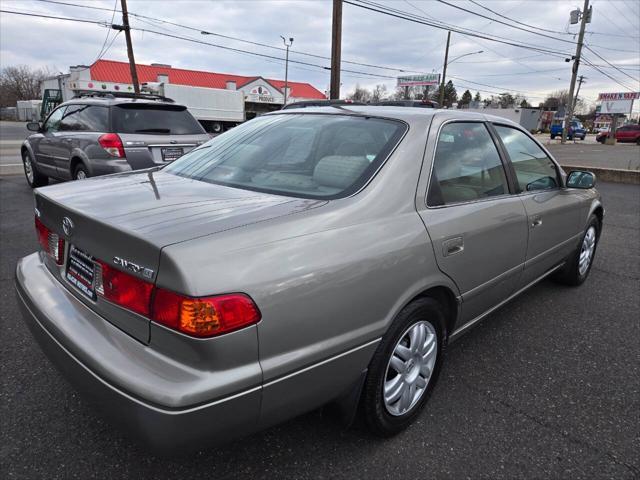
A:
62,217,74,237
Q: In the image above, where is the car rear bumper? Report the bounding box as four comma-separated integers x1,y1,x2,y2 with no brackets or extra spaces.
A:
15,252,261,451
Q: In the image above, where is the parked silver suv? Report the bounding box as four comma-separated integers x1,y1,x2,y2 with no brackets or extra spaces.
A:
21,93,210,187
16,107,602,450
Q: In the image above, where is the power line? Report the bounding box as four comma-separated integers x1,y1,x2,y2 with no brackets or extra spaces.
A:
581,57,636,91
467,0,574,36
93,0,118,62
583,45,640,83
435,0,576,44
344,0,572,58
0,9,108,26
33,0,425,75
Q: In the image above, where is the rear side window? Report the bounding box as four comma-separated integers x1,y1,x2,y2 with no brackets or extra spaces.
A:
59,105,108,132
43,106,66,132
427,122,508,206
164,113,406,199
494,125,560,192
112,105,205,135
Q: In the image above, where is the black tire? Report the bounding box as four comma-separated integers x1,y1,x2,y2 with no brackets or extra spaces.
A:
553,214,601,286
211,122,223,134
73,163,89,180
636,137,640,145
550,135,555,139
22,150,48,188
362,297,446,437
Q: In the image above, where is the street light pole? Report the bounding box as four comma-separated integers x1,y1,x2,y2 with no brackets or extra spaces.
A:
438,38,483,107
281,36,293,106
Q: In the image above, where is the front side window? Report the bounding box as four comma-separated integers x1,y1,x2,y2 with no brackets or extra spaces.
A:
164,113,406,199
43,107,66,133
427,122,508,206
494,125,560,192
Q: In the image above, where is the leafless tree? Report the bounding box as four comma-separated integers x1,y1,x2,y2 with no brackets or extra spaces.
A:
0,65,52,107
347,84,372,103
371,84,388,102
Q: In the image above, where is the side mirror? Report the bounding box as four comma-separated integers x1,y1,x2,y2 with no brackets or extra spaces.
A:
566,170,596,189
27,122,41,132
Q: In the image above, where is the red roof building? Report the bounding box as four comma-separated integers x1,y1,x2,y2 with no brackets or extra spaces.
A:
90,59,326,101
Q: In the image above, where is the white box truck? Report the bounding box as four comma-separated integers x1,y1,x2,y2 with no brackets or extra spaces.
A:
142,82,245,134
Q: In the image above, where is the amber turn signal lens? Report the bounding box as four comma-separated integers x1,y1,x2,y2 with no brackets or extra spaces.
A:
152,289,261,338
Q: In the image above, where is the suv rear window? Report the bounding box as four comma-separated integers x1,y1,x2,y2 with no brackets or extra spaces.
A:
112,104,205,135
164,113,406,199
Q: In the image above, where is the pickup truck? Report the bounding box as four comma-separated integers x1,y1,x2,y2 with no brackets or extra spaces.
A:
550,119,586,140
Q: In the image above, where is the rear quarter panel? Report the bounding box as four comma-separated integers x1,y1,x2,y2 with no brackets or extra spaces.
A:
157,115,459,420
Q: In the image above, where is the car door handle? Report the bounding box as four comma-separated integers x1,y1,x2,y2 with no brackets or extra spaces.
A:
530,216,543,228
64,138,73,142
443,237,464,257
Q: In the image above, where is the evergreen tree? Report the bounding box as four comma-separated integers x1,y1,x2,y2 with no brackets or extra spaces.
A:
460,89,473,107
473,91,481,102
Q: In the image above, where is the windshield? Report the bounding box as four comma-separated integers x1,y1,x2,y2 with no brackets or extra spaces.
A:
112,104,205,135
164,113,407,199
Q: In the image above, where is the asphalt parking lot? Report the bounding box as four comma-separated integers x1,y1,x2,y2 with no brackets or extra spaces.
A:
1,175,639,479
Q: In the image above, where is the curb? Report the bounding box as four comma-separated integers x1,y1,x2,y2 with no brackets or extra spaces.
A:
560,164,640,185
0,164,23,176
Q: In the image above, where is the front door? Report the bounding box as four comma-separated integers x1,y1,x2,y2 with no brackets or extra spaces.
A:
36,106,66,176
419,120,528,325
492,124,583,286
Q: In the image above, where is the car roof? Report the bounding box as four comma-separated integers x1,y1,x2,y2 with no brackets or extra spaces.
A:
267,105,522,128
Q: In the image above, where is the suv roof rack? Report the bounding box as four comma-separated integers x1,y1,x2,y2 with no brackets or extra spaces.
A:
281,99,365,110
72,91,175,103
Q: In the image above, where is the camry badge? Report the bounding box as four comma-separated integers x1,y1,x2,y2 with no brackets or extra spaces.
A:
113,256,155,279
62,217,74,237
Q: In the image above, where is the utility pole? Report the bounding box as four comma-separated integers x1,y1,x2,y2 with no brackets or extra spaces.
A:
438,31,451,108
281,36,293,105
574,75,586,106
562,0,590,144
120,0,139,94
330,0,342,99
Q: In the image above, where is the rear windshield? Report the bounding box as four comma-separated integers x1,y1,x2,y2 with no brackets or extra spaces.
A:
112,104,205,135
164,113,406,199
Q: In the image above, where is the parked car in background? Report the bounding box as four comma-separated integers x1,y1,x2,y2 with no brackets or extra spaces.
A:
21,93,210,187
16,107,603,450
550,118,586,140
597,124,640,144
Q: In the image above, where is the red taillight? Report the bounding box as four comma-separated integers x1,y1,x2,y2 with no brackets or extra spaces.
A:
98,133,125,158
35,215,64,265
96,260,153,316
152,289,261,338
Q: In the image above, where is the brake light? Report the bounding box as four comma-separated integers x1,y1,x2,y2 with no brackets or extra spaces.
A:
35,215,64,264
98,133,125,158
152,289,261,338
96,260,153,316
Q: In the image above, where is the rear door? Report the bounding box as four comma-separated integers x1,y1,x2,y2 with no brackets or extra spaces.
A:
56,104,109,179
112,103,207,170
419,119,528,325
492,124,582,286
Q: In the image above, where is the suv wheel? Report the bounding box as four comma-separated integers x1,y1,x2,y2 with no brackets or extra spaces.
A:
362,297,445,436
554,214,600,286
22,150,48,188
73,164,89,180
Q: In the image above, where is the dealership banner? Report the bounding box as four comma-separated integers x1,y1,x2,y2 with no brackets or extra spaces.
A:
397,74,441,87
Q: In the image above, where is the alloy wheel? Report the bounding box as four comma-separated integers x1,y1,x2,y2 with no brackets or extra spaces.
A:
23,154,34,183
578,226,596,276
383,320,437,416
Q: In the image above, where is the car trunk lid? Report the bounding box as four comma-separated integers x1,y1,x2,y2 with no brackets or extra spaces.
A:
34,169,325,342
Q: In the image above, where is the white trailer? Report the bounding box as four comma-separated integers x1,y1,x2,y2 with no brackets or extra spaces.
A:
142,82,245,133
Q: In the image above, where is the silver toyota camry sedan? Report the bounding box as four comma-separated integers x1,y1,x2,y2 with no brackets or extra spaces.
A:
15,106,603,450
